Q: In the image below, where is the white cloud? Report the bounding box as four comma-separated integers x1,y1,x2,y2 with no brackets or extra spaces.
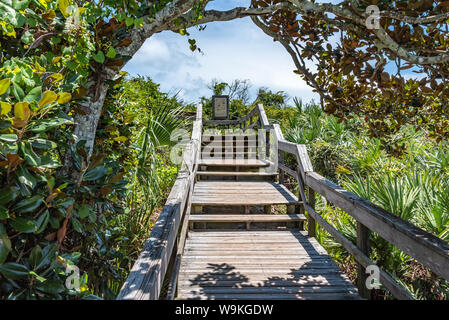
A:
124,16,318,105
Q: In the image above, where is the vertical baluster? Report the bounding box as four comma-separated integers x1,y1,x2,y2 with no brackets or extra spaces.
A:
357,222,371,299
307,186,316,237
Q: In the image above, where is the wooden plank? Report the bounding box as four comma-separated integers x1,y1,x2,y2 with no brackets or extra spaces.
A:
279,163,297,178
306,171,449,282
118,104,203,300
304,203,414,300
189,214,306,223
179,279,353,287
192,182,300,206
357,222,371,299
178,293,360,300
196,171,277,177
257,104,270,128
307,186,316,238
199,159,270,167
178,229,359,300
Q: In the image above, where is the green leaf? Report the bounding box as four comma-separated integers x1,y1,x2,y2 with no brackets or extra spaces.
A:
78,204,89,219
21,30,33,44
34,210,49,234
125,17,134,27
71,217,82,233
0,206,9,219
11,83,25,101
39,155,61,168
92,51,105,64
20,141,40,166
24,86,42,102
29,245,43,269
0,234,11,264
17,166,37,189
11,195,43,214
29,271,46,282
30,138,57,150
10,217,36,233
0,262,29,280
0,78,11,95
106,46,116,59
0,134,18,142
83,166,107,181
0,120,11,130
36,243,56,270
0,223,5,237
0,186,20,206
36,280,65,295
30,117,74,133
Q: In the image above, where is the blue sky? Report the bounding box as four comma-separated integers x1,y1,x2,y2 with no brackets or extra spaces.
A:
123,0,319,105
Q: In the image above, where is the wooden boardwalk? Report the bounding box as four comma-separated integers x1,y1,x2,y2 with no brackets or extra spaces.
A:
179,133,360,300
118,104,449,301
178,230,359,300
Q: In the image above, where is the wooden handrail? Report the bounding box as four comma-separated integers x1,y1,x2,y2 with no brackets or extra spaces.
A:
117,104,203,300
268,105,449,300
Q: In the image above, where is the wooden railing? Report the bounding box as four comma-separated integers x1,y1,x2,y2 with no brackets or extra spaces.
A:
117,104,203,300
271,117,449,300
118,103,449,300
205,103,449,299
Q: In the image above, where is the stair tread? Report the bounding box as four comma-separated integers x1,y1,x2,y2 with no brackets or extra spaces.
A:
196,171,277,176
192,181,300,206
189,214,306,222
199,159,271,167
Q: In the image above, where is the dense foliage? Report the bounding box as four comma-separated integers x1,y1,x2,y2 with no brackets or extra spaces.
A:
277,99,449,300
253,0,449,147
0,68,181,298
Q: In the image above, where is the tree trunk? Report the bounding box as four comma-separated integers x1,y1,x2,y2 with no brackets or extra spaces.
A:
60,72,114,179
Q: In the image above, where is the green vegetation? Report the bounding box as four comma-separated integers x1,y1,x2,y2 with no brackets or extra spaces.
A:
0,0,448,301
202,80,449,300
0,74,182,299
270,97,449,300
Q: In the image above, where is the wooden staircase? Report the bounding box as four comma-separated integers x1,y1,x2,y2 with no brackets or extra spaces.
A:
177,133,360,300
118,103,449,301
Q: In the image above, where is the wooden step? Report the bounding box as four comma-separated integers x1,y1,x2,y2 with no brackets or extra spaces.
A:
192,181,300,206
196,171,277,177
198,159,270,167
189,214,306,223
177,230,361,300
202,134,259,140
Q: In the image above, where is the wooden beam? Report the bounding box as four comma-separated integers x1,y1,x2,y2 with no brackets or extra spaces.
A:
118,104,203,300
306,171,449,282
307,186,316,238
357,222,371,299
304,203,414,300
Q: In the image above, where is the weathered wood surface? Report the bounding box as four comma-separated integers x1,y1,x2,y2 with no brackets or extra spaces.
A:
199,159,270,167
196,171,277,177
304,203,414,300
189,214,306,223
306,171,449,282
178,230,360,300
117,105,203,300
192,181,300,206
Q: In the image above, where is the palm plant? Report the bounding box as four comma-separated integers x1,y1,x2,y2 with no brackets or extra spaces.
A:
120,100,184,250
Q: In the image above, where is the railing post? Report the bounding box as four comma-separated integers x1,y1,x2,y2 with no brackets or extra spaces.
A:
307,186,316,237
279,151,285,184
357,222,371,299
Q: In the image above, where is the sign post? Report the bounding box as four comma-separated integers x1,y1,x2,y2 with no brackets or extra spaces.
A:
212,95,229,120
